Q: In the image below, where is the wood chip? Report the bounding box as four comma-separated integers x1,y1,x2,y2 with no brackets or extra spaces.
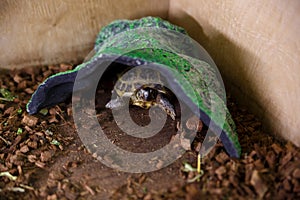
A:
18,81,27,89
253,159,264,170
35,161,46,168
24,88,34,94
4,107,14,115
266,150,276,168
281,162,297,177
293,181,300,193
49,116,59,123
67,107,73,116
49,108,57,115
271,143,283,154
27,155,37,163
27,140,38,149
280,152,292,167
283,179,291,191
49,170,65,181
46,194,58,200
22,115,38,127
180,136,191,150
215,166,226,180
292,168,300,179
215,152,229,164
250,170,268,198
0,104,5,109
20,145,29,153
245,163,254,184
186,116,203,132
40,151,52,162
13,74,23,84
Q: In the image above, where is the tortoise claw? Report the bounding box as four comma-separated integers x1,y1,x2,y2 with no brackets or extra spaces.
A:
105,97,126,110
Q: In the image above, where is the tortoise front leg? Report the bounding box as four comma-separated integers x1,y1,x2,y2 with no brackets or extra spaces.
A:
156,93,176,120
105,96,126,110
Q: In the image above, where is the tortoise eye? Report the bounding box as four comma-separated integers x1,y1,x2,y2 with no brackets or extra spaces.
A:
136,90,142,98
143,90,149,99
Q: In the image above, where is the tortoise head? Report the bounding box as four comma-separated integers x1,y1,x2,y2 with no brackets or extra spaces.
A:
132,87,157,109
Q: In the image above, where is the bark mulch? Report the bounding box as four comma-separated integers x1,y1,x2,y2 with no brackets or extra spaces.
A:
0,64,299,199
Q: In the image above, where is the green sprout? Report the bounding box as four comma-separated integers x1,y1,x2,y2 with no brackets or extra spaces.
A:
17,128,23,135
17,108,23,115
50,139,60,146
0,88,15,102
39,108,48,116
182,154,204,183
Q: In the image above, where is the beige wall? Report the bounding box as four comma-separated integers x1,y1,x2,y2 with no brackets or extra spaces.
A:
0,0,169,68
169,0,300,146
1,0,299,147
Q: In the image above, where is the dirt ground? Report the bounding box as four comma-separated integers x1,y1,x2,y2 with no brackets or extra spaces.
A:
0,64,300,200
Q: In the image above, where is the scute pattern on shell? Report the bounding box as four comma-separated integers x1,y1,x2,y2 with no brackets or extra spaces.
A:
114,68,164,97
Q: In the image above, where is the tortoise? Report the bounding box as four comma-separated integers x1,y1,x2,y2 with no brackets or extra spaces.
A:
105,67,176,120
26,17,241,161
